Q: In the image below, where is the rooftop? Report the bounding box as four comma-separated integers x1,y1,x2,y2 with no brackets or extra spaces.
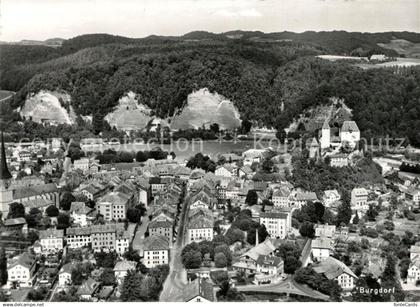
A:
313,256,357,280
143,235,169,251
182,278,214,302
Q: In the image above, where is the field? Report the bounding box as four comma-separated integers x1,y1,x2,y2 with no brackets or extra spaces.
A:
378,39,420,58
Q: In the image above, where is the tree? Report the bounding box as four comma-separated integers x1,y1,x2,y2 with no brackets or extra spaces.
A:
284,255,302,274
46,205,59,217
214,244,232,266
120,270,144,301
240,118,252,134
210,123,219,133
380,254,405,301
124,246,141,262
299,221,315,238
94,251,117,268
181,243,202,269
57,213,71,229
126,208,142,223
0,248,7,285
217,280,244,301
27,231,39,245
225,227,244,245
60,192,76,211
366,204,379,221
353,211,360,225
245,190,258,206
27,287,48,301
261,157,274,173
99,268,116,286
336,200,352,226
7,202,25,219
215,252,227,268
247,224,268,245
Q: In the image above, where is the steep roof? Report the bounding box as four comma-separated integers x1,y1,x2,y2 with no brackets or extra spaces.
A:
77,277,100,296
188,214,214,229
13,183,58,200
8,252,35,270
114,260,137,272
39,228,64,239
143,235,169,251
260,211,288,219
312,238,333,250
4,217,27,226
313,256,357,280
256,255,283,267
242,238,277,261
182,278,214,302
341,121,360,133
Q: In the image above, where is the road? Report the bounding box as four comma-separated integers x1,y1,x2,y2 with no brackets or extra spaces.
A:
236,277,330,301
132,205,154,249
159,193,191,302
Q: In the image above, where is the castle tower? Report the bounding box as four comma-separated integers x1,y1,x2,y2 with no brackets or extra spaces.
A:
0,131,13,217
320,119,331,149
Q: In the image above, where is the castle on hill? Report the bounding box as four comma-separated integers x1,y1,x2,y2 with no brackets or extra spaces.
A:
308,120,361,163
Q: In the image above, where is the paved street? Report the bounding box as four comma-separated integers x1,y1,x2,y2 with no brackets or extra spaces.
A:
159,193,191,302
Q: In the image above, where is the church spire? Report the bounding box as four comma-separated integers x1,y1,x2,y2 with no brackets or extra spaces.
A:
0,130,12,180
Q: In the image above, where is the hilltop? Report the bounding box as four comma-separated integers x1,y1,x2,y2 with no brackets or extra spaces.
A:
0,30,419,146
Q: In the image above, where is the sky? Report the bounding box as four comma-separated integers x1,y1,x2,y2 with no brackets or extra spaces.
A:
0,0,419,41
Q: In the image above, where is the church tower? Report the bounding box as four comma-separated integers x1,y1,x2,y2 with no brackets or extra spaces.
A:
0,131,13,217
320,119,331,150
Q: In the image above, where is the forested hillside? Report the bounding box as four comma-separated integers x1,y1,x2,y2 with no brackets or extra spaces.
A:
1,31,420,145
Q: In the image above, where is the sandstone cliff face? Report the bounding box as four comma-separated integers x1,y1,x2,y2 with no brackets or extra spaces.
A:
104,91,155,131
20,90,76,125
170,88,241,130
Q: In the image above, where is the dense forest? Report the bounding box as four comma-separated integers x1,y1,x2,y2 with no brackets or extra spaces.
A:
1,31,420,145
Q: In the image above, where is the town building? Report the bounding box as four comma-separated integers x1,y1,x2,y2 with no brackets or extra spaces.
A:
232,238,280,274
315,224,336,238
351,187,369,211
187,209,214,243
70,202,92,227
291,191,318,208
77,277,100,301
58,262,76,287
313,257,357,290
148,218,173,244
182,278,214,302
329,154,349,168
272,186,292,208
259,211,289,239
142,235,170,268
254,255,284,285
7,252,37,288
66,227,92,249
322,189,341,207
340,121,360,148
215,164,236,178
408,257,420,284
39,228,64,253
114,260,137,284
311,238,333,262
97,192,133,221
